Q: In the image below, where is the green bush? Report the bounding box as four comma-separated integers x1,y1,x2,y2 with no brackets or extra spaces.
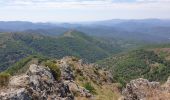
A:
45,61,61,80
83,82,96,94
0,73,10,87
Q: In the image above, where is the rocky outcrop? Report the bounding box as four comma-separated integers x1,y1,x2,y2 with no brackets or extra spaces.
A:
64,81,91,98
0,64,74,100
0,56,116,100
122,78,170,100
59,57,113,85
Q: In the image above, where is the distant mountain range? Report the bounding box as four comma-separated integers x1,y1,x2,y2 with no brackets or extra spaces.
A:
1,19,170,43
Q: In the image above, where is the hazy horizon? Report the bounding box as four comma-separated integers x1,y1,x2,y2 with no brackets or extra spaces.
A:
0,0,170,22
1,18,170,23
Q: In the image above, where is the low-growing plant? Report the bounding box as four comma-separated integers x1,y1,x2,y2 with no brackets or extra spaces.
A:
78,76,84,81
0,73,10,87
83,82,96,94
76,68,83,76
72,57,79,61
68,63,75,70
45,61,61,80
94,68,100,75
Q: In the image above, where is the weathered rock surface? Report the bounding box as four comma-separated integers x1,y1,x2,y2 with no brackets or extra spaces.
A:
64,81,92,98
0,64,74,100
59,57,113,85
0,88,31,100
122,78,170,100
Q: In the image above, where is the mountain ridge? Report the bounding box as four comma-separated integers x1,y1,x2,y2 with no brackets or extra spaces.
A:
1,19,170,43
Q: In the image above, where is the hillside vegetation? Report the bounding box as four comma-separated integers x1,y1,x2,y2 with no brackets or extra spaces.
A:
97,48,170,86
0,30,127,72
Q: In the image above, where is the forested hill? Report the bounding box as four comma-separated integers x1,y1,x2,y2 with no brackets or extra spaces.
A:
97,47,170,86
0,30,124,72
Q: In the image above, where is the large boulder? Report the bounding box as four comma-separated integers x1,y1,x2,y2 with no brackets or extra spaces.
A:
65,81,92,98
122,78,170,100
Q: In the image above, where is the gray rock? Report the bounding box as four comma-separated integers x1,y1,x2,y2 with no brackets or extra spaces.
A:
0,64,74,100
122,78,170,100
60,59,74,80
64,81,92,98
9,74,29,87
0,88,31,100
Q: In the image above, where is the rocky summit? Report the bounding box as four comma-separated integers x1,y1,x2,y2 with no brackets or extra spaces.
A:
0,57,118,100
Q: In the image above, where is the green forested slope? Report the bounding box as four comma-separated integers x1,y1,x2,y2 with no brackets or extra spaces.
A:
97,48,170,86
0,30,123,72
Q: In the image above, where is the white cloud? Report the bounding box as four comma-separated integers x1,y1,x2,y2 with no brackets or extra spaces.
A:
1,0,170,8
0,0,170,22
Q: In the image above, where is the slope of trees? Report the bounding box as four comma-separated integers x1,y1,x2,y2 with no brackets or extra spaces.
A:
97,49,170,86
0,31,126,72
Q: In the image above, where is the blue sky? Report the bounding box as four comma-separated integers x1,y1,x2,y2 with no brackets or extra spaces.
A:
0,0,170,22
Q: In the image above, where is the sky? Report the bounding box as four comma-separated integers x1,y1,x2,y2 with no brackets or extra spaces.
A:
0,0,170,22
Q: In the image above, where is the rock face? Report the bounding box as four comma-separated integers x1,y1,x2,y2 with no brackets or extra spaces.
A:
0,56,116,100
122,78,170,100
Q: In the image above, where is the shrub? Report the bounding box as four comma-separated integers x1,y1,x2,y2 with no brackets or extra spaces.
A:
83,82,96,94
68,63,75,70
78,76,84,81
76,69,83,76
72,57,79,61
94,68,100,75
0,73,10,87
45,61,61,80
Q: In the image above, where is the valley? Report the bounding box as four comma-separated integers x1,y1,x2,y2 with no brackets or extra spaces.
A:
0,29,139,72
